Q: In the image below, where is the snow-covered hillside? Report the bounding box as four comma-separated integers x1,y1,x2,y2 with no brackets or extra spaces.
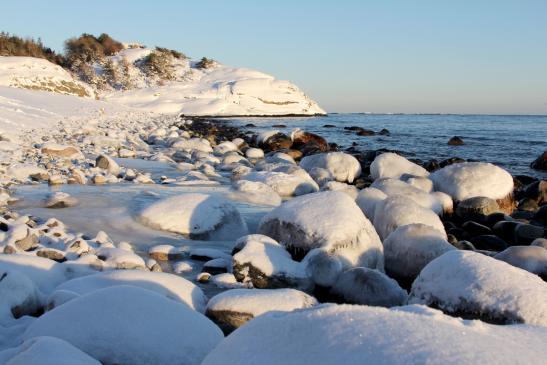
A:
0,46,326,116
0,57,94,98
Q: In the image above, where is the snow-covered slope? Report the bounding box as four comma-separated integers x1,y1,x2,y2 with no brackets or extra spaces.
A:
0,56,93,98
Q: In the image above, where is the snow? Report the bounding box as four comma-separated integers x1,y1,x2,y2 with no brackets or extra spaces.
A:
0,254,67,295
23,286,223,365
371,178,446,215
259,191,384,275
299,152,362,183
229,180,282,206
202,303,547,365
370,153,429,180
320,181,359,199
48,270,207,313
240,171,319,197
383,223,455,281
206,288,317,317
106,64,325,116
0,336,101,365
0,269,41,323
138,193,248,240
430,162,514,201
409,250,547,326
494,246,547,277
372,195,446,240
355,187,387,221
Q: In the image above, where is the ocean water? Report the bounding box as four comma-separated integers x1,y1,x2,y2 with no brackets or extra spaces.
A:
226,113,547,178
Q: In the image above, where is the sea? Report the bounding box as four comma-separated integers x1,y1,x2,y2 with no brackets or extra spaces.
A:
225,113,547,179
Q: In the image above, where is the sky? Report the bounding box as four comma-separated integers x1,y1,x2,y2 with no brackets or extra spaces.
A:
1,0,546,114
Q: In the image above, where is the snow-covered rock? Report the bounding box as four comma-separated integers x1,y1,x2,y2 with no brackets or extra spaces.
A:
494,246,547,279
206,288,317,333
370,153,429,180
320,181,359,199
40,142,83,159
259,191,383,273
138,193,248,240
229,180,282,206
241,171,319,197
383,224,455,283
0,269,41,322
372,195,446,240
300,152,361,183
44,192,78,208
430,162,514,202
47,270,207,313
0,337,101,365
23,286,223,365
409,250,547,326
355,187,387,221
0,255,67,295
330,268,407,307
202,304,547,365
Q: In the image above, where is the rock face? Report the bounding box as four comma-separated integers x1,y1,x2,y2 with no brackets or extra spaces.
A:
383,224,455,284
202,304,547,365
206,288,317,334
530,151,547,171
330,268,407,307
300,152,362,183
23,286,223,365
138,193,248,240
258,191,384,272
408,250,547,326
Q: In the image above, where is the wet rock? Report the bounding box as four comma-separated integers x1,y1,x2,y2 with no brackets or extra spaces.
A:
272,124,286,128
530,151,547,171
462,221,492,238
456,197,501,222
356,129,376,136
469,235,507,252
424,159,441,172
323,124,336,128
485,212,513,227
45,192,78,208
447,136,465,146
329,267,407,307
259,132,292,151
514,223,545,245
492,220,519,244
378,128,390,136
446,233,458,245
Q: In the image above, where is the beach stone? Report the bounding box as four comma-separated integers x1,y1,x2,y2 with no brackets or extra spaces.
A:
439,157,466,167
92,174,106,184
45,192,78,208
300,152,362,183
36,248,66,262
446,234,458,245
456,197,501,222
41,144,82,158
29,171,49,181
260,132,292,151
452,240,476,251
523,180,547,204
494,246,547,280
245,147,264,160
492,220,519,244
530,151,547,171
518,198,538,212
533,205,547,225
514,223,545,245
0,269,41,319
148,245,183,261
15,231,38,251
447,136,465,145
47,174,63,185
462,221,492,238
469,235,507,252
2,245,18,254
323,124,336,128
291,130,328,151
356,128,375,136
531,238,547,249
484,212,513,227
329,267,407,307
95,154,120,175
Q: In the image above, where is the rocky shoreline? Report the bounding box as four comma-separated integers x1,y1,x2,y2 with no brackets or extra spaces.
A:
1,111,546,364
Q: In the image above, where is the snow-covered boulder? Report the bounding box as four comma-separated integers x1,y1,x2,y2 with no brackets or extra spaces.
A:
494,246,547,279
40,142,83,159
0,269,41,322
44,192,78,208
47,270,207,313
372,195,446,240
330,268,407,307
299,152,361,183
23,286,223,365
245,147,264,160
0,255,67,295
430,162,514,211
229,180,282,206
171,138,213,153
202,304,547,365
355,187,387,221
95,247,146,270
409,250,547,326
138,193,248,240
232,235,311,290
370,153,429,180
259,191,383,273
206,288,317,333
241,171,319,197
320,181,359,199
371,178,447,215
383,224,455,284
0,337,101,365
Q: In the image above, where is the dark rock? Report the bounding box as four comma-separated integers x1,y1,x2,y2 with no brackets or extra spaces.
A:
423,160,441,172
511,211,534,220
518,198,539,212
272,124,286,128
448,136,465,146
523,180,547,205
514,223,545,245
452,240,476,250
469,235,508,251
484,212,512,228
291,130,328,152
456,197,501,222
245,123,256,128
201,259,229,275
440,157,466,168
443,221,457,231
514,175,538,187
447,228,465,241
323,124,336,128
533,205,547,225
378,129,390,136
299,141,329,156
447,234,458,245
530,151,547,171
0,222,8,232
259,132,292,151
344,126,365,131
492,220,519,245
356,129,376,136
462,221,492,238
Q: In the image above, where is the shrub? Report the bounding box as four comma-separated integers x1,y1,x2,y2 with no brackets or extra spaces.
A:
155,46,187,60
98,33,123,56
0,31,64,65
195,57,215,69
142,49,175,80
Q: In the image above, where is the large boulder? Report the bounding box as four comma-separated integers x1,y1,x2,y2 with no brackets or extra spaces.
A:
202,304,547,365
408,250,547,326
370,153,429,180
494,246,547,280
206,288,317,333
138,193,248,240
23,286,223,365
240,171,319,197
300,152,361,183
430,162,514,213
258,191,384,272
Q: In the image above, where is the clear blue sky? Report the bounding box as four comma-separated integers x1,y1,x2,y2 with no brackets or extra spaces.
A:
2,0,546,114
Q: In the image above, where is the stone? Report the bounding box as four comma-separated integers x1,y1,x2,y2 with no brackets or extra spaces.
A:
533,205,547,225
530,151,547,171
523,180,547,204
447,136,465,145
456,197,501,222
461,221,492,238
291,129,328,151
91,174,106,184
469,235,507,252
452,240,476,250
518,198,539,212
41,144,82,158
148,245,183,261
36,248,66,262
95,154,120,175
15,230,38,251
531,238,547,249
259,132,292,151
48,174,63,185
514,223,545,245
494,246,547,280
492,220,519,244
